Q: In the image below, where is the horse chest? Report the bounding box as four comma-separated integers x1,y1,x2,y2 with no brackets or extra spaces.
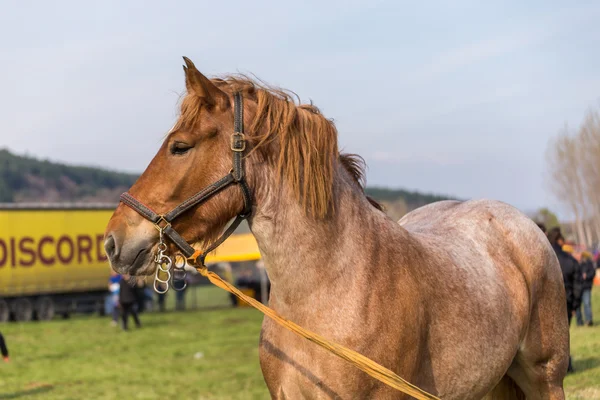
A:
258,312,417,399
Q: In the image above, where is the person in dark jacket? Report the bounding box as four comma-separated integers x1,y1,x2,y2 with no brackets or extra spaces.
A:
173,278,187,311
135,277,146,313
547,228,583,322
547,227,582,373
119,274,142,330
0,331,9,362
560,244,584,323
576,251,596,326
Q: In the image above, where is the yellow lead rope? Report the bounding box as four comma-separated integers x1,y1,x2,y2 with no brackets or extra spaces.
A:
192,263,440,400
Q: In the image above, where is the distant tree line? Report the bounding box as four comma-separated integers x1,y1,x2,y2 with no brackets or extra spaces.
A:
546,105,600,247
366,187,456,207
0,149,138,202
0,148,456,210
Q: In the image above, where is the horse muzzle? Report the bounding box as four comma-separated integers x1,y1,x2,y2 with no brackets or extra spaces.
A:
104,227,156,276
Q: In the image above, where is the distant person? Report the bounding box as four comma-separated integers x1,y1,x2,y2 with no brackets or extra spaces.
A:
547,227,582,373
143,282,154,312
155,283,167,312
0,331,9,362
119,274,142,331
536,222,547,234
174,277,187,311
255,260,271,305
108,271,121,327
135,277,151,313
234,267,270,304
577,251,596,326
214,263,238,307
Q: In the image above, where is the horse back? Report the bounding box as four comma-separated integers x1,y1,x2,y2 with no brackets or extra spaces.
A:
398,198,557,289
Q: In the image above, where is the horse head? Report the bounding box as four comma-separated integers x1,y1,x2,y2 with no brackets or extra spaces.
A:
104,57,253,275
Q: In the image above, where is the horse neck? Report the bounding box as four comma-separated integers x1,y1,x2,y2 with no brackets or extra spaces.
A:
248,165,395,304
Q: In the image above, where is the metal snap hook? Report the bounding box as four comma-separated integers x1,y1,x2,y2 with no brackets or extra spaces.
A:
153,279,169,294
172,254,188,292
156,255,172,272
172,280,187,292
174,253,187,269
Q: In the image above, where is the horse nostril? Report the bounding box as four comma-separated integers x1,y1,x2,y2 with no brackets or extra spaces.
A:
104,235,118,260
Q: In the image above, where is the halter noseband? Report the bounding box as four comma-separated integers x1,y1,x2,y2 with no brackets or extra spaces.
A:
118,92,252,292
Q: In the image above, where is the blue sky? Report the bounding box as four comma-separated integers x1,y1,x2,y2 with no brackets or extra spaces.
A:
1,0,599,215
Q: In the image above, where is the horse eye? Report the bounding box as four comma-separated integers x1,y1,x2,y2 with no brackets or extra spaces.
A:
170,141,193,155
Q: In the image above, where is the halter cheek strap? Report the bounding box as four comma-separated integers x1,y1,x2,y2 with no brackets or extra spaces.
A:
119,92,252,265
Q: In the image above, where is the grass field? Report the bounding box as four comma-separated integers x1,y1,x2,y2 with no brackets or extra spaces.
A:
1,288,599,399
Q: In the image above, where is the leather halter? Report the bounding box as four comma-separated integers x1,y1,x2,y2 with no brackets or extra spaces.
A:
119,92,252,266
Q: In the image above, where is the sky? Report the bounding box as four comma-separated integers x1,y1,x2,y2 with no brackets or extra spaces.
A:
1,0,599,216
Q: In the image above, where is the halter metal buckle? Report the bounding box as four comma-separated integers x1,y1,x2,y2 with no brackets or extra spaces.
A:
230,133,246,152
154,215,171,232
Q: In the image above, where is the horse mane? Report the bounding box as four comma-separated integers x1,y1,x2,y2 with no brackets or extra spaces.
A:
177,74,381,217
339,153,384,211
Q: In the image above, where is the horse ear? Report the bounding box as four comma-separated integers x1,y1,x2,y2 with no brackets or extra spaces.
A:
182,57,229,110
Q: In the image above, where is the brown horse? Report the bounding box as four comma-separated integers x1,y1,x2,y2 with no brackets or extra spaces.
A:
104,57,569,399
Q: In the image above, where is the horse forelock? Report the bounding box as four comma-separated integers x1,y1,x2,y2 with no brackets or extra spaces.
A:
174,74,381,219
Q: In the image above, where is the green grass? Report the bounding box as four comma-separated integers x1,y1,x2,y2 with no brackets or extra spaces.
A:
564,289,600,400
161,285,235,311
1,307,269,399
1,290,599,399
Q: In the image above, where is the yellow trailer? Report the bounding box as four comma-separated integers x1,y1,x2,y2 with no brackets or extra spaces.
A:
204,233,261,263
0,203,265,321
0,203,114,322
